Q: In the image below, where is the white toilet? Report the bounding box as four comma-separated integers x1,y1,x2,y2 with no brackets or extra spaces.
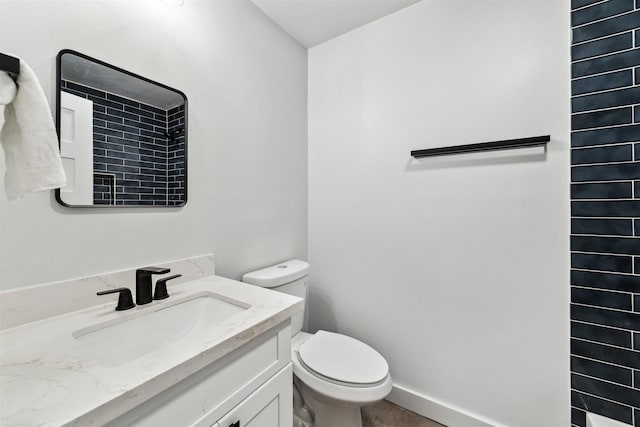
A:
242,260,392,427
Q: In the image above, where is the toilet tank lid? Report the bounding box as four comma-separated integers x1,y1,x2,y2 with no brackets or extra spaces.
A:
242,259,309,288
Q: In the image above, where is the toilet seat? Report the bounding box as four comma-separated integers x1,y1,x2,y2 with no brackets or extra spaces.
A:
291,331,393,404
298,331,389,385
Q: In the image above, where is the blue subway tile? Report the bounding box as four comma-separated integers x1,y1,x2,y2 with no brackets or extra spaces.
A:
62,88,89,99
139,142,160,152
140,129,165,139
140,116,166,128
93,185,110,193
106,150,139,161
573,0,606,9
141,168,166,177
94,112,123,124
124,173,155,181
103,164,138,174
107,122,139,134
571,390,633,425
571,355,633,385
140,155,165,164
139,103,165,115
94,156,123,166
571,218,633,235
572,407,587,427
572,125,640,146
573,11,640,43
571,163,640,181
571,182,633,199
124,119,154,131
572,285,634,307
106,107,139,121
125,105,154,119
572,107,632,129
122,132,141,142
573,49,640,79
88,96,123,110
572,0,635,26
571,304,640,332
93,126,124,138
573,33,633,61
572,86,640,112
571,253,634,273
116,180,138,187
106,136,139,147
571,144,633,164
127,160,154,169
94,141,124,152
571,374,640,406
571,235,640,254
635,256,640,273
141,194,167,201
635,181,640,197
106,93,139,108
572,270,640,292
66,81,105,98
118,193,141,200
636,219,640,235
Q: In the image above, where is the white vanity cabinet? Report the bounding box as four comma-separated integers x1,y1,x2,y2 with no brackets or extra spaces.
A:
216,365,292,427
107,322,292,427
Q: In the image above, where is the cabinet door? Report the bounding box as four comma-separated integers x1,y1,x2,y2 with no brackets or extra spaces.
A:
217,364,292,427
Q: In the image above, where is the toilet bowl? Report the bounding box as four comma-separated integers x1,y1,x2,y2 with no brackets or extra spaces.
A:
291,331,392,427
243,260,392,427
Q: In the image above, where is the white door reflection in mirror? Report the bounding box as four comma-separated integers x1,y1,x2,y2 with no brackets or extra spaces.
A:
60,92,94,206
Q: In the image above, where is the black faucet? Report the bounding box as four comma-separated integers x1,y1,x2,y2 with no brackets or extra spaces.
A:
136,266,170,305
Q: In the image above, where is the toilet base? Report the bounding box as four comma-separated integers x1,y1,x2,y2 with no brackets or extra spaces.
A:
295,376,365,427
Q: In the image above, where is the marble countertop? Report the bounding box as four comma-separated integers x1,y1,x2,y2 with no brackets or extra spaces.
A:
0,275,303,427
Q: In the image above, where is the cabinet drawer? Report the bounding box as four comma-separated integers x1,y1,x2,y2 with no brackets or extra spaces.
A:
108,322,291,427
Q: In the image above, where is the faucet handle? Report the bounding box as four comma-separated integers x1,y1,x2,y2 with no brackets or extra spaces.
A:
153,274,182,300
97,288,135,311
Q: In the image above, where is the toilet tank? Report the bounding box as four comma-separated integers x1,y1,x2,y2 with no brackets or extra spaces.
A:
242,259,309,335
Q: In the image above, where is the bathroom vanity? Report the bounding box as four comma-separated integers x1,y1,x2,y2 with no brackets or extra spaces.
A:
0,267,302,427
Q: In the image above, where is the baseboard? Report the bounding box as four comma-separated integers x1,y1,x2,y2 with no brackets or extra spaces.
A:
387,384,501,427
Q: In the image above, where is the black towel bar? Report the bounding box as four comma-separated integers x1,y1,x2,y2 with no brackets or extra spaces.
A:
411,135,550,158
0,52,20,76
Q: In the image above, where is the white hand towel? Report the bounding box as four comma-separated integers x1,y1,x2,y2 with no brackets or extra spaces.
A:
0,58,66,200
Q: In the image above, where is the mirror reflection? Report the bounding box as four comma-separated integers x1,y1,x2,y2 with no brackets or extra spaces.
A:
56,50,187,207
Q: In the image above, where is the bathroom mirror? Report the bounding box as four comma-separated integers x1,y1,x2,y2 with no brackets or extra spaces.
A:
55,50,187,207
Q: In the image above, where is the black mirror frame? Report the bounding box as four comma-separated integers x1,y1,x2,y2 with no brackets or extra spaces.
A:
54,49,188,208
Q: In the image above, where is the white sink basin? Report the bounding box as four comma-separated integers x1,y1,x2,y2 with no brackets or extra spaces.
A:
73,292,249,367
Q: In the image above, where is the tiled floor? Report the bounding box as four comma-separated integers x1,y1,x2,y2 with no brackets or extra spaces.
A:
361,400,446,427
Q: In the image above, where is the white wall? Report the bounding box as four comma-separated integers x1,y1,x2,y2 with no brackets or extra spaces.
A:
0,0,307,289
308,1,570,426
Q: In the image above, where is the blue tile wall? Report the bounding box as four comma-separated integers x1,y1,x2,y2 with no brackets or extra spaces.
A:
167,104,186,206
61,80,186,206
571,1,640,425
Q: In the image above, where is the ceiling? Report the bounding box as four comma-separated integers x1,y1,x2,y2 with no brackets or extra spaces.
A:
251,0,422,48
61,52,184,110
